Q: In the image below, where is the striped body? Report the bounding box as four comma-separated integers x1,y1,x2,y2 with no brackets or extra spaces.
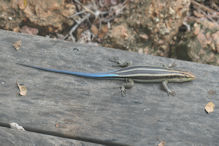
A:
111,66,195,82
17,64,195,83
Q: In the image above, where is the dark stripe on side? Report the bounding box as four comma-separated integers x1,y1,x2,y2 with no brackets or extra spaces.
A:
115,70,184,76
129,75,185,80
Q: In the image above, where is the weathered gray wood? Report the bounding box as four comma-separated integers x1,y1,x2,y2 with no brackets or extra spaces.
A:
0,29,218,146
0,127,101,146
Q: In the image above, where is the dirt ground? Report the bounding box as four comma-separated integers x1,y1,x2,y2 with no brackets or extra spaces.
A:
0,0,218,65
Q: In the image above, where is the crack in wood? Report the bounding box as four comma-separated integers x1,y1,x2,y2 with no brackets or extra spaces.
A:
0,122,129,146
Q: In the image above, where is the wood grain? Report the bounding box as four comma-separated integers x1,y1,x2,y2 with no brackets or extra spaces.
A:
0,30,218,146
0,126,101,146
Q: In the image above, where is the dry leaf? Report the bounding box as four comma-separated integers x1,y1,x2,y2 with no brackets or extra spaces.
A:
18,0,27,10
205,102,215,113
139,34,149,40
17,81,27,96
158,141,165,146
13,40,22,51
101,25,108,33
13,27,20,32
55,123,59,128
193,23,200,35
91,25,98,36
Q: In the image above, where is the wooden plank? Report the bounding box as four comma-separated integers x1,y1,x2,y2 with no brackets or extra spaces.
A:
0,29,219,146
0,126,101,146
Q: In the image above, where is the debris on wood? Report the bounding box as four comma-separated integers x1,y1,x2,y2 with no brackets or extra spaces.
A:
17,81,27,96
9,122,25,131
13,40,22,51
158,141,165,146
205,102,215,113
55,123,60,128
208,90,216,95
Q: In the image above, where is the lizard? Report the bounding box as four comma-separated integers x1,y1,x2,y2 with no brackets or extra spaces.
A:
17,63,195,96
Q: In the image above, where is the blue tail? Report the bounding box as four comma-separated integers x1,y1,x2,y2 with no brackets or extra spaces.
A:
17,63,118,78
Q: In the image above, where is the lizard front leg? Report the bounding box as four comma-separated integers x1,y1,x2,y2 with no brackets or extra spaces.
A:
162,80,176,96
